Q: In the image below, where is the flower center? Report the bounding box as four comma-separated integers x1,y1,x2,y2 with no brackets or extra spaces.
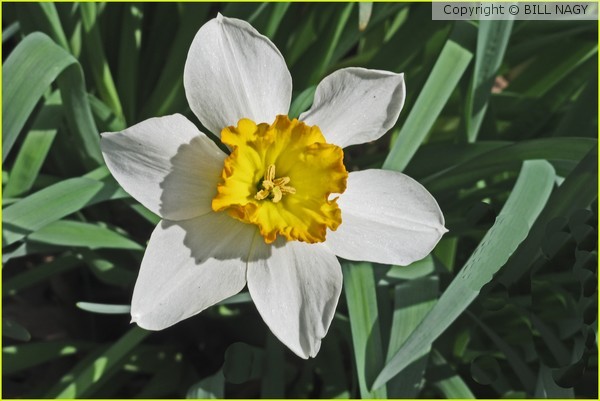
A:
254,164,296,203
211,115,348,244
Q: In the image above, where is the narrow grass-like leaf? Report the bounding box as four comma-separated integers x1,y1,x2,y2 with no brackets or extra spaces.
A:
4,93,62,197
80,3,123,120
499,146,598,286
534,364,575,397
79,250,137,288
292,3,354,88
260,334,285,397
117,3,143,124
28,220,142,250
373,160,556,390
430,349,475,398
509,40,596,97
2,317,31,342
263,3,290,39
424,137,595,193
3,254,81,296
3,176,123,246
47,326,149,398
187,370,225,399
3,32,102,165
4,341,92,374
3,32,69,161
466,19,513,142
386,276,438,397
383,22,474,172
76,302,131,314
136,361,184,398
553,73,598,138
218,292,252,305
288,85,316,119
343,262,387,398
140,3,209,119
89,93,126,132
358,3,373,31
15,2,70,50
469,312,536,391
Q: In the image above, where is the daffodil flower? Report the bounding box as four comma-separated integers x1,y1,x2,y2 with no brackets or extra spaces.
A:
101,14,446,358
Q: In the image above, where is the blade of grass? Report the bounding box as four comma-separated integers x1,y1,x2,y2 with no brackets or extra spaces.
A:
4,341,93,374
3,175,124,246
76,302,131,314
3,253,81,296
46,326,149,398
260,334,285,397
386,276,438,397
2,318,31,342
383,21,475,172
15,2,70,50
429,349,475,398
343,262,387,398
4,91,62,197
80,3,123,120
117,3,143,124
28,220,142,250
186,370,225,399
373,160,556,390
264,3,291,39
424,137,595,194
466,18,513,142
499,145,598,286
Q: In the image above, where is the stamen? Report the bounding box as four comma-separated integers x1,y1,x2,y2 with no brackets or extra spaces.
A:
254,164,295,203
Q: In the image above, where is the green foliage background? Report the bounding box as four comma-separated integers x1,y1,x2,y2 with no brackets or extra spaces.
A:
2,2,598,398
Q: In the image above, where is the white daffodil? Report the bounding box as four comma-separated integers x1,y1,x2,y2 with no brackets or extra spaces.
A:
101,14,446,359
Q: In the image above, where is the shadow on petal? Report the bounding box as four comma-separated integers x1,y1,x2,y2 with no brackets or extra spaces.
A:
158,135,226,221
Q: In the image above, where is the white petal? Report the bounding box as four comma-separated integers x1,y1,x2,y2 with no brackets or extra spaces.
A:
247,240,342,358
326,169,446,265
101,114,226,221
300,67,405,148
184,14,292,136
131,213,258,330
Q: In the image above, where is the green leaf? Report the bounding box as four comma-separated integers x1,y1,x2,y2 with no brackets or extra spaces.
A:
288,85,316,119
47,326,149,398
3,32,102,166
343,262,387,398
2,317,31,342
534,364,575,398
80,3,123,120
116,4,143,124
3,175,124,246
466,19,513,142
223,342,264,384
383,22,474,172
358,3,373,31
4,91,62,198
15,2,70,50
430,349,475,398
499,145,598,286
373,160,556,390
4,341,92,374
3,253,81,296
386,276,438,397
260,334,285,397
424,137,595,194
187,370,225,399
28,220,142,250
76,302,131,314
469,312,536,391
140,4,210,119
